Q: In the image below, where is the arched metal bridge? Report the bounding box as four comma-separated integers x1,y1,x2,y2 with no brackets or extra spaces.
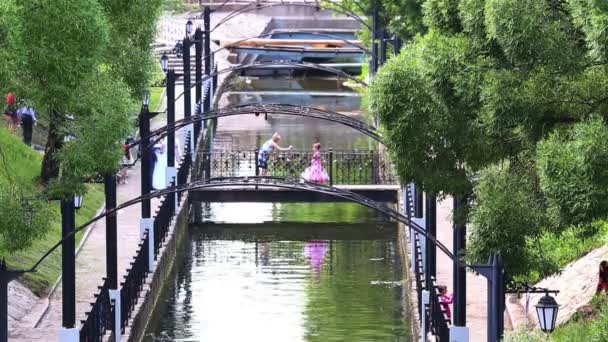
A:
132,103,383,151
29,176,451,272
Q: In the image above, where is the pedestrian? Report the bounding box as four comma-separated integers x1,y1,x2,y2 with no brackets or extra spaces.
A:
118,139,133,185
4,92,17,134
300,142,329,184
596,260,608,294
18,101,37,146
438,285,454,321
257,133,293,176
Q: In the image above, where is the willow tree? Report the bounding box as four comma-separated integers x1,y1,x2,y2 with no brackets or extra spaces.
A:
369,0,608,278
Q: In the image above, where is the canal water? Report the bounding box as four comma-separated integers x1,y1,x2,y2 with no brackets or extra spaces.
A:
144,34,411,341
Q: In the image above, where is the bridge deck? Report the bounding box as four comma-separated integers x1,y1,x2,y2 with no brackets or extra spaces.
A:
189,184,400,203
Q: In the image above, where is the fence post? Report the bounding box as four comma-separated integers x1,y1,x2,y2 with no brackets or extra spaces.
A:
255,148,260,177
147,226,155,272
204,151,211,181
329,148,333,186
109,289,121,340
421,290,430,342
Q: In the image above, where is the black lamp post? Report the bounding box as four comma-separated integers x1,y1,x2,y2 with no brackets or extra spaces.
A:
186,20,193,36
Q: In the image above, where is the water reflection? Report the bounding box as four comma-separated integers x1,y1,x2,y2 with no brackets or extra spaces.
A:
304,240,329,279
145,224,410,342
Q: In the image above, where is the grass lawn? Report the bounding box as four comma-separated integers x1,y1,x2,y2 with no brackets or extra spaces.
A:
150,87,164,112
0,127,105,296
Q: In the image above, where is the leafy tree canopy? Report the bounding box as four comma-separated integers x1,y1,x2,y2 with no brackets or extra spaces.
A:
370,0,608,277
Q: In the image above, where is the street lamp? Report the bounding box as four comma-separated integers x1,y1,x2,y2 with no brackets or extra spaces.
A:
186,20,193,35
143,90,151,108
536,293,559,333
160,53,169,73
73,194,84,210
175,41,183,58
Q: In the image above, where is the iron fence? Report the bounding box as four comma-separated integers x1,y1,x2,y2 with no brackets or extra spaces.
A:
197,149,397,185
119,231,149,332
79,278,112,342
177,135,193,204
406,185,451,341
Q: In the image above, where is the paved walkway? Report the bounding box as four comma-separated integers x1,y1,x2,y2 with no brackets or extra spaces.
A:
435,198,488,342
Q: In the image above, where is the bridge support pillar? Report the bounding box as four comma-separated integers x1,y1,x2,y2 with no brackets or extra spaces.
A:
166,166,177,208
139,218,153,240
109,289,121,339
59,328,79,342
449,326,469,342
421,290,430,342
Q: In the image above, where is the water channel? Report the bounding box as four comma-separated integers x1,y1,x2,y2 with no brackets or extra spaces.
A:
144,33,411,341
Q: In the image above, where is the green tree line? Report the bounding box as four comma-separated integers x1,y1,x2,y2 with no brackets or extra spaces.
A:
0,0,163,252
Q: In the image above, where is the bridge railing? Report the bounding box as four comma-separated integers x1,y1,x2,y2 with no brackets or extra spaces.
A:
198,149,397,185
119,231,149,332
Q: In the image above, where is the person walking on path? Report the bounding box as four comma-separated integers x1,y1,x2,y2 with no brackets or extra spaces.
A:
438,285,454,322
18,101,37,146
596,260,608,294
257,132,293,176
4,92,17,133
300,142,330,184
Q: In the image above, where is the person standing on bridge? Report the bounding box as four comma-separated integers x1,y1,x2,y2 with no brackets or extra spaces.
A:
301,142,329,184
258,132,293,176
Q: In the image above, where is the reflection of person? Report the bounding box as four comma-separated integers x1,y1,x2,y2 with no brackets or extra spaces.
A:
304,240,329,277
301,143,329,184
260,242,270,266
258,132,293,176
596,260,608,294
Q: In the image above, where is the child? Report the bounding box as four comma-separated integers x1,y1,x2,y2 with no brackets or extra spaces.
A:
118,139,133,185
300,143,330,184
438,285,454,321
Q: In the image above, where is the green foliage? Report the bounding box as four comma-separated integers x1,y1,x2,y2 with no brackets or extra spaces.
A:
334,0,425,41
537,119,608,227
18,0,110,112
5,183,104,295
370,0,608,279
59,73,137,177
525,221,608,283
99,0,164,96
423,0,462,33
502,329,548,342
551,299,608,342
568,0,608,62
0,129,53,252
370,32,496,194
468,164,545,276
0,0,20,92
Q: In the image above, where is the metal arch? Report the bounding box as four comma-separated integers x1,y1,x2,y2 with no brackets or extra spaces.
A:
131,103,383,153
28,176,453,272
211,1,370,33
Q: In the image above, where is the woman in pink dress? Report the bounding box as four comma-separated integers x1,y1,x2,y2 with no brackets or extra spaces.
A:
301,143,330,184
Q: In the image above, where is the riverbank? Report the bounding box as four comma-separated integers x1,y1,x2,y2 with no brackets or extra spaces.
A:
0,127,105,327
